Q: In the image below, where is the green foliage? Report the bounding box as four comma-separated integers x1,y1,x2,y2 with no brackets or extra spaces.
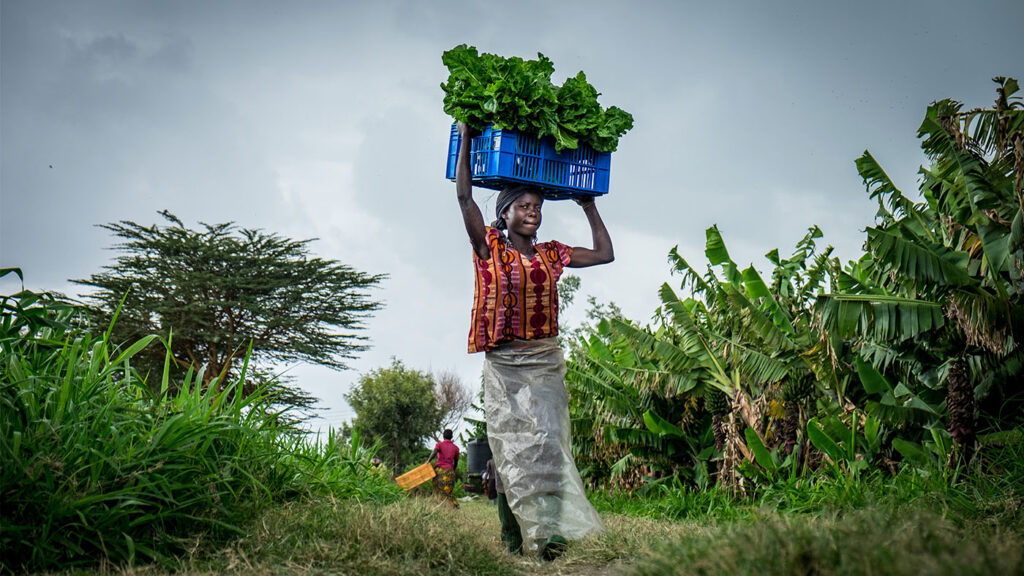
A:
741,426,795,484
557,273,581,315
805,412,885,480
590,480,751,522
73,211,386,415
817,77,1024,455
0,281,400,572
594,433,1023,526
630,508,1022,576
567,219,835,490
567,77,1024,493
440,44,634,152
345,359,444,472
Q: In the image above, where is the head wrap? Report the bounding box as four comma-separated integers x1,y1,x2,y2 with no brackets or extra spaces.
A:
493,185,541,230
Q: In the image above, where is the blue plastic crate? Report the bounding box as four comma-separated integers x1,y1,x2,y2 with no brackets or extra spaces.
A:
445,124,611,199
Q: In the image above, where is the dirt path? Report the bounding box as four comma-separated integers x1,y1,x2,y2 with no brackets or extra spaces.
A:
515,558,632,576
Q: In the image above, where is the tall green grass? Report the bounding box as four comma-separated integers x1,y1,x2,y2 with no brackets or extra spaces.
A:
591,434,1024,529
0,284,400,573
588,447,1024,576
626,508,1023,576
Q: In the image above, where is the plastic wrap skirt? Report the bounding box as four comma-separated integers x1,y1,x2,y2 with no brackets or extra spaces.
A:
483,337,604,551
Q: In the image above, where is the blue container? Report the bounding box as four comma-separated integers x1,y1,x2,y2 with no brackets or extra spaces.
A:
445,124,611,199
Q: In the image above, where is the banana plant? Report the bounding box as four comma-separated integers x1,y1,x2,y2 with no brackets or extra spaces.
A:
806,411,884,479
562,78,1023,491
567,221,841,487
739,426,797,485
567,329,696,488
891,425,954,473
816,78,1024,461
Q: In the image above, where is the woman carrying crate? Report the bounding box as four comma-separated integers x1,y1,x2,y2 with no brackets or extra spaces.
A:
454,122,612,560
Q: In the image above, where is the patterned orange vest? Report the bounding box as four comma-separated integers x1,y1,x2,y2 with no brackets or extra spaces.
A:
468,227,573,353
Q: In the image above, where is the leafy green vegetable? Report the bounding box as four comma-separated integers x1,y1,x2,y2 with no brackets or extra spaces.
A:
441,44,633,152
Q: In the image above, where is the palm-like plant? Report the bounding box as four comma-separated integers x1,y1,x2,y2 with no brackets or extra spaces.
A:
567,224,838,488
817,77,1024,462
566,77,1023,490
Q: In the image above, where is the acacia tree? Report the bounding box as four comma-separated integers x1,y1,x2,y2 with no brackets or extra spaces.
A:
346,359,444,471
74,211,385,411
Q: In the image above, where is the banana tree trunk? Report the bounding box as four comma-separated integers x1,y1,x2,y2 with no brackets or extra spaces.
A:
716,389,762,493
782,401,800,455
946,356,975,463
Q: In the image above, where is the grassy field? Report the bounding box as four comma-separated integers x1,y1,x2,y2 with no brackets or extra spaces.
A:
30,491,1022,576
5,284,1023,576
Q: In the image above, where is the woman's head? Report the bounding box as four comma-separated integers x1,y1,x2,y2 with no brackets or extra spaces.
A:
443,429,453,440
493,185,544,239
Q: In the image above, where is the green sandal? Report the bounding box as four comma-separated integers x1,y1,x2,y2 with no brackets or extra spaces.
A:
538,535,568,562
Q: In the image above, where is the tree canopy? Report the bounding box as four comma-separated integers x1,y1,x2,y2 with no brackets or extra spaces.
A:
74,211,386,412
345,359,445,472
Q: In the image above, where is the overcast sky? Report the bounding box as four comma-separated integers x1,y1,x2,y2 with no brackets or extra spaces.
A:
2,0,1022,436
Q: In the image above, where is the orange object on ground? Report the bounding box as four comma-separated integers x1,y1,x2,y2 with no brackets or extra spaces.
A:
395,462,436,489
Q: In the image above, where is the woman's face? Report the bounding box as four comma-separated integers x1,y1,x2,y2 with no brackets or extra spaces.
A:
503,191,544,237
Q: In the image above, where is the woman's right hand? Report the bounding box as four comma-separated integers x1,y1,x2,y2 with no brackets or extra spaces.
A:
457,121,477,141
455,120,490,260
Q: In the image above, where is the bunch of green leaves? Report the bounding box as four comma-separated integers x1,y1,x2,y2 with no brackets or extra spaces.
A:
441,44,633,152
805,412,885,480
557,71,635,152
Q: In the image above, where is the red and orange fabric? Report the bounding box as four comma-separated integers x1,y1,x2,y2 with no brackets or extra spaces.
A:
432,466,459,508
468,227,573,354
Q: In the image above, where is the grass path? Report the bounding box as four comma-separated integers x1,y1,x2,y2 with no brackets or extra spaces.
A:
452,496,683,576
36,493,1023,575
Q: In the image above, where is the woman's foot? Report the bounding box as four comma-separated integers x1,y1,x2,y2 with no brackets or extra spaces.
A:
537,535,568,562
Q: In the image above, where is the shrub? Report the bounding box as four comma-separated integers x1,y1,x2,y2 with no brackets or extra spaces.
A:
0,279,399,572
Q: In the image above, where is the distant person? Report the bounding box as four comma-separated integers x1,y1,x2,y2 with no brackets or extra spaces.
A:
369,457,389,479
482,457,497,500
453,122,610,560
426,429,460,508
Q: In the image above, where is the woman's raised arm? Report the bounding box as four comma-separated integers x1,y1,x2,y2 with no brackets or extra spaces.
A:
567,196,614,268
456,122,490,260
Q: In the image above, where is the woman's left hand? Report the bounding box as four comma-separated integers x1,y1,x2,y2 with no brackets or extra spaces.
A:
567,194,614,268
573,195,596,208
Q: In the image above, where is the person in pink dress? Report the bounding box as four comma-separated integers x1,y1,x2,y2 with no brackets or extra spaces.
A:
427,429,460,507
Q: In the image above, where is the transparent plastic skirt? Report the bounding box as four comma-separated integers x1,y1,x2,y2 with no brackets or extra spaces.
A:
483,338,604,550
